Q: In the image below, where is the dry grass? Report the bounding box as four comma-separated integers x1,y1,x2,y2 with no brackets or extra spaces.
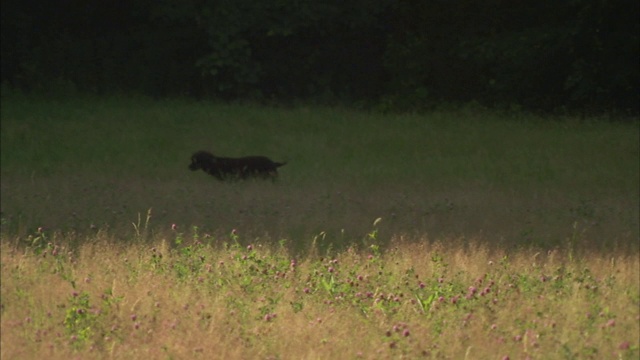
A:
1,230,638,359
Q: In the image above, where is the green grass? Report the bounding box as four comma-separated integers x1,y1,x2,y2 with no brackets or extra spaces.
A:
2,96,637,188
1,96,638,252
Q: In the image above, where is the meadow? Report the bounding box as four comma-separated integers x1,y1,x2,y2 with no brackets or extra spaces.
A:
1,95,639,358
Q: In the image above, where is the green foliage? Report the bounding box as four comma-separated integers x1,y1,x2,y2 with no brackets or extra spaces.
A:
386,0,639,111
64,291,98,347
5,0,635,111
186,0,392,99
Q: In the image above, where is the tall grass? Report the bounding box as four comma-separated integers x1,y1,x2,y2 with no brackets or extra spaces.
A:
1,228,638,359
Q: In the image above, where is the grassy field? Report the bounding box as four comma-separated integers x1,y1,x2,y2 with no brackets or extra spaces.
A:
1,96,639,358
1,231,638,359
1,96,638,251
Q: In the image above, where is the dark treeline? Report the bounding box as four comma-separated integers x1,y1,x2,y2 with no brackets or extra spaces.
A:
1,0,638,113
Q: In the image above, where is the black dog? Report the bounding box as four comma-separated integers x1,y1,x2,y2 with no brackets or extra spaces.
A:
189,150,286,181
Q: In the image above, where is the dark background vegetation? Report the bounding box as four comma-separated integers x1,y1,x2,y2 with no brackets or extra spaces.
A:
1,0,639,113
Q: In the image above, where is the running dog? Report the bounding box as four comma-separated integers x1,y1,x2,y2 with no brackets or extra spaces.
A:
188,150,286,181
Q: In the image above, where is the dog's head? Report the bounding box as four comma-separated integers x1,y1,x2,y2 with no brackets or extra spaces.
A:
189,151,216,171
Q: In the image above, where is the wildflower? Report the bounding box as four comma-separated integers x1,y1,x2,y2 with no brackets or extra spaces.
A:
171,223,177,231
